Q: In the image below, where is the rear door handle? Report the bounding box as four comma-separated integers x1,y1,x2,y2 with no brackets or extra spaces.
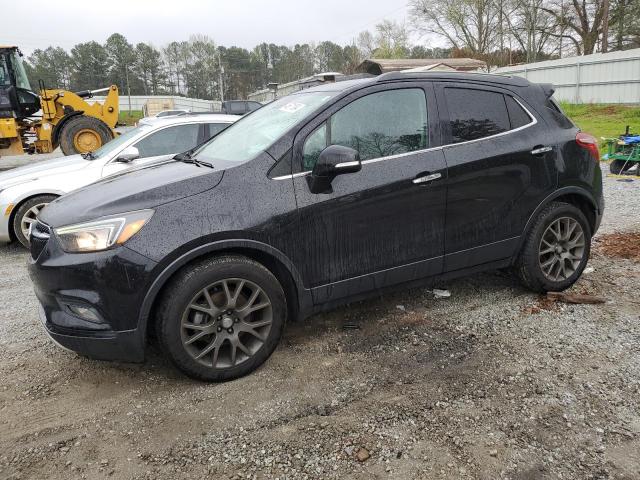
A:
531,146,553,156
413,172,442,185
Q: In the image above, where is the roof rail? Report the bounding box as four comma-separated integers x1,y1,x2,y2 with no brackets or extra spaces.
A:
376,70,530,86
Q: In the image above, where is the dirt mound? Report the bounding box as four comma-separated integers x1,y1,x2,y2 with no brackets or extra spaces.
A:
595,231,640,261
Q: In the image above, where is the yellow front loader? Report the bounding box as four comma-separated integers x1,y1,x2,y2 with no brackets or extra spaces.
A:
0,46,119,157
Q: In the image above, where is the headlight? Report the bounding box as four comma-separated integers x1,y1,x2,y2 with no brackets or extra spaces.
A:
54,210,154,253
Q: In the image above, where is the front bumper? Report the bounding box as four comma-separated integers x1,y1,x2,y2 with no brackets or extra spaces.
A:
29,230,158,362
0,202,11,243
37,306,145,362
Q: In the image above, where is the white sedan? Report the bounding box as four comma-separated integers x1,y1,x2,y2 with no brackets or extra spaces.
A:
0,114,237,247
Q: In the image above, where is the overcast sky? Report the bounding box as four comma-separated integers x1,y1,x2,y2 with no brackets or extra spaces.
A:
5,0,433,55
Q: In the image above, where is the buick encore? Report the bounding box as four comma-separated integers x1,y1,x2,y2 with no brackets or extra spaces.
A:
28,72,604,381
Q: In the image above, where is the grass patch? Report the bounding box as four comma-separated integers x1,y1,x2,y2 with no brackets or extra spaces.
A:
118,110,143,126
560,103,640,154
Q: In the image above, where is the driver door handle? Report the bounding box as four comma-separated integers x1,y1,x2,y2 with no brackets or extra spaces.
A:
413,172,442,185
531,145,553,156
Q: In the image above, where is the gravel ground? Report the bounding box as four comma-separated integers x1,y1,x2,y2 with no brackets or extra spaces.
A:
0,165,638,480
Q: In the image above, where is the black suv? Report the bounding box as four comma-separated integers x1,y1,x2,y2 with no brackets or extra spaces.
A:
28,72,604,381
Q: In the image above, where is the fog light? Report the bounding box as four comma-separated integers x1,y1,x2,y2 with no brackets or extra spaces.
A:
67,304,103,324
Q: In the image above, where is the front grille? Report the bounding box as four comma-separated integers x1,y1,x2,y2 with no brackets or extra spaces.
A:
30,220,51,260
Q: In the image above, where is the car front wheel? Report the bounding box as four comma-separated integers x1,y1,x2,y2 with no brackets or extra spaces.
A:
516,201,591,293
12,195,57,248
157,255,287,382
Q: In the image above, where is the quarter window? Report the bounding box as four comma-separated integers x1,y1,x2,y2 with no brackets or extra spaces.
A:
302,88,428,170
134,123,200,157
505,95,531,129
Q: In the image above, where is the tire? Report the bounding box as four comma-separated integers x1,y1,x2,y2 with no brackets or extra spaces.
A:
12,195,57,248
609,159,633,175
157,255,287,382
516,201,591,293
58,115,113,155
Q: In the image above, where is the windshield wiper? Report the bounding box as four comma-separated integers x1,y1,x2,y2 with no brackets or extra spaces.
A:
81,151,96,160
173,151,214,169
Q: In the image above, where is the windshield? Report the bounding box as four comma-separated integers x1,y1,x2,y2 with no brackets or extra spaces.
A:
194,91,338,166
10,51,31,90
89,125,151,160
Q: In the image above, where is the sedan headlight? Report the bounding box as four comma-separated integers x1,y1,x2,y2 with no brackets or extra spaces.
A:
54,210,154,253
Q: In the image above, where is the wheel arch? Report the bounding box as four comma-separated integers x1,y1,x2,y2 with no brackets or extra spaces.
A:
7,192,62,242
51,111,84,147
512,187,599,263
138,240,311,344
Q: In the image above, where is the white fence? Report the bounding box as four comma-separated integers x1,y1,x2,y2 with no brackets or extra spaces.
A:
494,48,640,104
88,95,221,112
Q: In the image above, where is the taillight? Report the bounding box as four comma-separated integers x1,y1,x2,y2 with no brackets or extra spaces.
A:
576,132,600,162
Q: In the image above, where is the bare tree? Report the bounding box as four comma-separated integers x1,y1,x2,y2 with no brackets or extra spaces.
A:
505,0,557,62
542,0,610,54
409,0,499,55
374,20,410,58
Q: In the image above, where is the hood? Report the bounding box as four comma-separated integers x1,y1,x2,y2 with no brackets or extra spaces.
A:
0,155,87,189
40,160,224,227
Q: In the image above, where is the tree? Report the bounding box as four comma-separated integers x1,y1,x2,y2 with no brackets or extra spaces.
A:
105,33,137,95
135,43,164,95
26,47,73,89
69,41,110,91
374,20,409,58
541,0,610,54
504,0,556,62
357,31,376,58
409,0,499,56
314,41,346,72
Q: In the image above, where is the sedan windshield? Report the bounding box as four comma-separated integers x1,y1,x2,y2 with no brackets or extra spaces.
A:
194,91,338,167
88,125,152,160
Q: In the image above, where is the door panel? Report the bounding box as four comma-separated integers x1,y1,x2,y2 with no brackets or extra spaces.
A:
437,83,557,271
288,84,447,303
293,151,447,303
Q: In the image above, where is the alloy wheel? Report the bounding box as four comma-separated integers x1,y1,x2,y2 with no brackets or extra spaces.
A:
180,278,273,368
20,202,48,242
538,217,585,281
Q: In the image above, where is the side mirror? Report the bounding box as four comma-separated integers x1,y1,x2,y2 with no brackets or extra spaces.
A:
115,146,140,163
307,145,361,194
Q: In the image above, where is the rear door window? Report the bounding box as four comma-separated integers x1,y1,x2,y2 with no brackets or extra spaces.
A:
444,88,510,143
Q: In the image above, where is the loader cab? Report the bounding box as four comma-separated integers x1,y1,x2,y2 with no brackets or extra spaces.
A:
0,46,40,119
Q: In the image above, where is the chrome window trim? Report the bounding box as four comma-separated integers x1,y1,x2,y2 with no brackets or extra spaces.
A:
442,96,537,150
272,96,537,181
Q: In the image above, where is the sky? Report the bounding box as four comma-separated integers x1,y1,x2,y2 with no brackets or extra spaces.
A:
3,0,432,55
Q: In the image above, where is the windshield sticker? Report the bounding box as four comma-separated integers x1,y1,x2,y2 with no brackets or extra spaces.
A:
279,102,306,114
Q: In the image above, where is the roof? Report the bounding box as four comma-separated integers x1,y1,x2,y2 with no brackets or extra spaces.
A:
140,113,239,127
299,71,530,96
357,58,487,75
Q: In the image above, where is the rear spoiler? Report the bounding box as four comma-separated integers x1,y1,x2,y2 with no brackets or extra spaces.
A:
541,83,555,98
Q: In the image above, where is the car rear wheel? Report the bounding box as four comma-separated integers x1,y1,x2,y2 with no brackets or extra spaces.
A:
516,202,591,293
12,195,57,248
157,255,287,382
